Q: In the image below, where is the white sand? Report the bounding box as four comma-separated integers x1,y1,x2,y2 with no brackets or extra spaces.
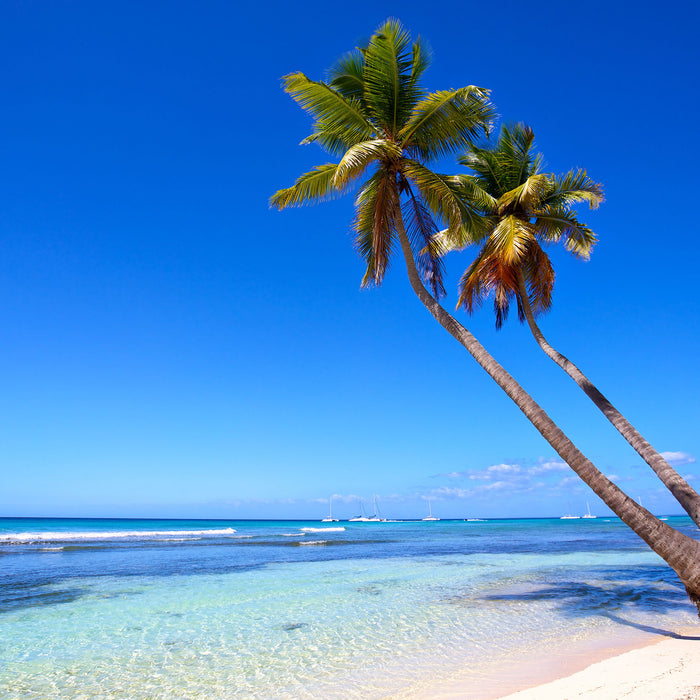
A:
401,627,700,700
495,635,700,700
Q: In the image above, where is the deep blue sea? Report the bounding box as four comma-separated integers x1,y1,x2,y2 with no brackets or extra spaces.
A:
1,516,698,698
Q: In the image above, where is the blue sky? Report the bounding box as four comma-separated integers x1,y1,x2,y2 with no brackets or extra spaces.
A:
1,0,698,519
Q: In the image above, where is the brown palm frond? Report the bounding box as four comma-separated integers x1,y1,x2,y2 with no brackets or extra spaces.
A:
402,189,445,299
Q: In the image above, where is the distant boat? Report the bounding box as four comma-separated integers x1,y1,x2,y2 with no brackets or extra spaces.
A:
582,502,597,519
422,498,439,521
349,496,385,522
321,496,339,523
560,514,580,520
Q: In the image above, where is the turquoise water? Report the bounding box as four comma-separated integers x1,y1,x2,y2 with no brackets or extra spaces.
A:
1,517,698,698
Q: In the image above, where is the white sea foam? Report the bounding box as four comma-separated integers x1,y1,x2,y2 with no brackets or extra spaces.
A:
299,527,346,533
297,540,329,546
0,527,237,544
282,533,306,537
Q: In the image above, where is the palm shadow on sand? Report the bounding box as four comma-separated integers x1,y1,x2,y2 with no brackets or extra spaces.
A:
480,564,700,640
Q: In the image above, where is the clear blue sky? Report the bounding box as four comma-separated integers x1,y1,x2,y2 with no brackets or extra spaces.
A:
1,0,698,519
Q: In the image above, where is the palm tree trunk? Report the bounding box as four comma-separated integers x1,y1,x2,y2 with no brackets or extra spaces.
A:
393,212,700,613
515,272,700,528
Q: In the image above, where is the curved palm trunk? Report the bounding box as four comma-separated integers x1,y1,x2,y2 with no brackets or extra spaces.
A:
515,273,700,528
393,212,700,613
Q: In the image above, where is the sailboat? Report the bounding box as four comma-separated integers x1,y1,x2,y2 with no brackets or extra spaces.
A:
321,496,339,522
582,502,597,519
422,498,439,521
349,496,385,522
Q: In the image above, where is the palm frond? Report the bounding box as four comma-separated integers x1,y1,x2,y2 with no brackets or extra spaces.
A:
457,244,519,328
328,50,366,102
496,174,549,215
353,171,398,286
402,160,466,235
362,19,419,135
402,190,445,298
490,215,534,265
400,86,494,159
409,37,431,88
301,120,370,155
535,207,597,259
499,123,538,184
543,169,604,209
334,139,401,188
270,163,342,209
283,72,376,146
459,147,508,197
449,174,498,213
520,243,554,317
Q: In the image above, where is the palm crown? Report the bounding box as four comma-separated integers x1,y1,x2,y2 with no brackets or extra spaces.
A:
446,124,604,327
270,19,495,298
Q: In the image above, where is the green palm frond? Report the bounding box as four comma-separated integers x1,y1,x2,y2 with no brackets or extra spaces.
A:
301,121,370,155
362,19,419,135
449,174,498,213
490,215,534,265
496,174,550,215
454,123,602,328
328,50,366,102
409,37,431,88
498,123,538,185
459,148,508,197
270,163,342,209
334,139,401,188
283,72,376,146
353,170,397,286
402,161,467,235
400,87,494,159
535,207,597,259
543,169,604,209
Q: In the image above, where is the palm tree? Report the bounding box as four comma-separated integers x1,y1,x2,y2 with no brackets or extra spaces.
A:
447,123,700,527
271,19,700,611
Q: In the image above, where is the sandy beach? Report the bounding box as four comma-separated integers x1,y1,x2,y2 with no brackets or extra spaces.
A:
497,634,700,700
416,628,700,700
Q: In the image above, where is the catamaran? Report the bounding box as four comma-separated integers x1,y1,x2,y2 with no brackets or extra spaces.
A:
422,498,439,521
582,502,597,519
349,496,385,522
321,496,339,522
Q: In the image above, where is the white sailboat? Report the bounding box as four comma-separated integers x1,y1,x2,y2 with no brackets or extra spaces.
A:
422,498,439,521
582,502,597,519
349,496,385,522
321,496,339,522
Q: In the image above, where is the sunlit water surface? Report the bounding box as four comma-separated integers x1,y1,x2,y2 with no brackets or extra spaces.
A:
1,517,697,698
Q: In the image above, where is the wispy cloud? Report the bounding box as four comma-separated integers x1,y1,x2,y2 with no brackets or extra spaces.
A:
529,460,569,475
661,451,696,466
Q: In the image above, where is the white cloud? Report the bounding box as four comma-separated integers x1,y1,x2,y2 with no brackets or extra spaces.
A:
529,461,569,475
467,463,522,480
488,463,522,474
661,451,696,466
432,486,471,499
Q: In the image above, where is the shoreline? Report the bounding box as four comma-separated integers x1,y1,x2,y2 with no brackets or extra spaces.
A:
410,624,700,700
496,633,700,700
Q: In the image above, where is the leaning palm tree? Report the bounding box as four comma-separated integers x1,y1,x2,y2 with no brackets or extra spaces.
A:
271,19,700,611
446,123,700,527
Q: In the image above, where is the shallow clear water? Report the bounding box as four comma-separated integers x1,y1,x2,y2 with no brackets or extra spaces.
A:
1,517,698,698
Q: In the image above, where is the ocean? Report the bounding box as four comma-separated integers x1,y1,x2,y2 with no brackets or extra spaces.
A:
1,516,698,698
